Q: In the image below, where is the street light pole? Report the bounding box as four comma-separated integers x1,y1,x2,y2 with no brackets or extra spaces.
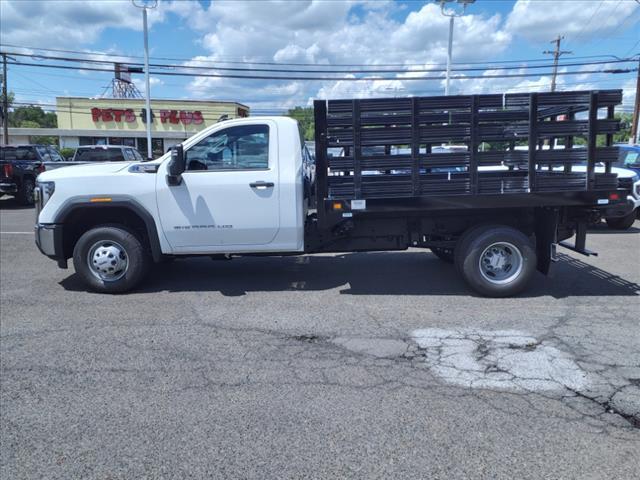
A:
133,0,157,160
142,7,152,160
445,16,454,96
440,0,475,96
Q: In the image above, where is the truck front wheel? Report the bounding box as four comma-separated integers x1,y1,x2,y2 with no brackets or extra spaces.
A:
455,225,537,297
72,226,150,293
605,212,636,230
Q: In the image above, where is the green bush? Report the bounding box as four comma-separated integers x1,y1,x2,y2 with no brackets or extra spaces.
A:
60,147,76,159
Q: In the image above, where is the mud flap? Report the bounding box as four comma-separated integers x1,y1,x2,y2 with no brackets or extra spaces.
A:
535,208,559,275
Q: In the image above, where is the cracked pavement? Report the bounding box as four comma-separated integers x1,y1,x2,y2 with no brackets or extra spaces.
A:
1,203,639,479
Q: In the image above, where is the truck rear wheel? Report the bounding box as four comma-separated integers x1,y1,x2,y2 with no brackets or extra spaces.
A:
455,225,536,297
605,212,636,230
73,226,150,293
431,247,454,263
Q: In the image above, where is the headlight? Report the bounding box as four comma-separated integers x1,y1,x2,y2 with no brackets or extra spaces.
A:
36,181,55,207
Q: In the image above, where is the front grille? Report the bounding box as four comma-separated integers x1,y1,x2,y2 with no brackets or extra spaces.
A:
618,177,634,190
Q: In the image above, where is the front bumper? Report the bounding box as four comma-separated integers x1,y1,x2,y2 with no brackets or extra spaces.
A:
0,181,18,194
601,181,640,219
35,223,67,268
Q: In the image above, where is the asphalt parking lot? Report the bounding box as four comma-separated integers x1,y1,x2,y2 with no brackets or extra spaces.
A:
1,198,639,479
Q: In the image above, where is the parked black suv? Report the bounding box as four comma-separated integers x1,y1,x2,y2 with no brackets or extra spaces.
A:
72,145,145,163
0,145,64,205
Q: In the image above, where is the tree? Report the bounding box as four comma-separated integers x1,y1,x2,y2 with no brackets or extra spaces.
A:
9,105,57,128
286,106,314,141
613,112,632,144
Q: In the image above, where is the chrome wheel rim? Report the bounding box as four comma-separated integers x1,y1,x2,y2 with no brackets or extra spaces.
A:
87,240,128,281
479,242,523,285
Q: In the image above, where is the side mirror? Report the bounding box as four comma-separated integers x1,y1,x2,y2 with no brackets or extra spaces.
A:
167,144,185,186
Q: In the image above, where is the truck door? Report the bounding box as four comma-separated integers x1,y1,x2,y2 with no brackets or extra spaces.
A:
156,121,280,251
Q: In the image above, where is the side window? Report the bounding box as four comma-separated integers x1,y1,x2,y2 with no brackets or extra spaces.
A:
35,146,51,161
133,149,144,161
47,147,64,162
185,124,269,171
124,149,136,161
624,152,639,166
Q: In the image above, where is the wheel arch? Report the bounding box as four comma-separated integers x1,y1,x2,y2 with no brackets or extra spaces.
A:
54,196,163,262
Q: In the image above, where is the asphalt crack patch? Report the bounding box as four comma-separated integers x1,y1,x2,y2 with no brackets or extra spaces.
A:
411,328,588,392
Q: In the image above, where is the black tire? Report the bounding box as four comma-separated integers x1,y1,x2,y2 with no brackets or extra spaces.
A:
431,247,454,263
605,212,636,230
18,177,36,206
454,225,537,297
73,226,150,293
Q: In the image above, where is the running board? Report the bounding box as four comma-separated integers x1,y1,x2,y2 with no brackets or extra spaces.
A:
558,241,598,257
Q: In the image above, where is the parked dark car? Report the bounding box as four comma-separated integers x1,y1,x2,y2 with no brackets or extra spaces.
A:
0,145,64,205
72,145,145,163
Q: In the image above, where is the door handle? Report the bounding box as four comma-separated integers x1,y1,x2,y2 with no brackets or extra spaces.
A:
250,181,274,189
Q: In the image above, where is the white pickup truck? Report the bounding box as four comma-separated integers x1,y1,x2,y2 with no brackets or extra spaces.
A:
34,91,632,296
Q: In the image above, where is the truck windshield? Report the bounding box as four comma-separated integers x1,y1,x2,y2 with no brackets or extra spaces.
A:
75,148,126,162
616,150,640,168
0,147,38,161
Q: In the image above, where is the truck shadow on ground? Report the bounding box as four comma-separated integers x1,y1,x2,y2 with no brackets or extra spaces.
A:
0,198,34,210
587,222,640,235
59,251,640,298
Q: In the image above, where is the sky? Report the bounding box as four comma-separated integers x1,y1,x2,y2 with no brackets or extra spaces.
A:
1,0,638,114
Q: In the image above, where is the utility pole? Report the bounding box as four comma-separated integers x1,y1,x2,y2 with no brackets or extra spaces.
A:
543,36,572,92
631,57,640,145
2,53,8,145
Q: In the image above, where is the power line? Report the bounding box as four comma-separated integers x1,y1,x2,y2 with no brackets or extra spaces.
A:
10,75,630,101
1,42,637,68
569,0,605,46
2,50,637,75
10,80,631,114
584,0,625,46
5,59,637,82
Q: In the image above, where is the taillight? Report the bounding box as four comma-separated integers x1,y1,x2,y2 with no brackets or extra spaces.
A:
37,163,46,173
2,163,12,178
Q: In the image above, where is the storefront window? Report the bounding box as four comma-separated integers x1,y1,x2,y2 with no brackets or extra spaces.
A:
137,138,164,159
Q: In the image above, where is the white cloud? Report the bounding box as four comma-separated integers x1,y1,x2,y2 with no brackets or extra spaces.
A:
0,0,167,48
2,0,635,112
505,0,639,44
621,78,636,110
133,76,164,95
175,1,514,107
